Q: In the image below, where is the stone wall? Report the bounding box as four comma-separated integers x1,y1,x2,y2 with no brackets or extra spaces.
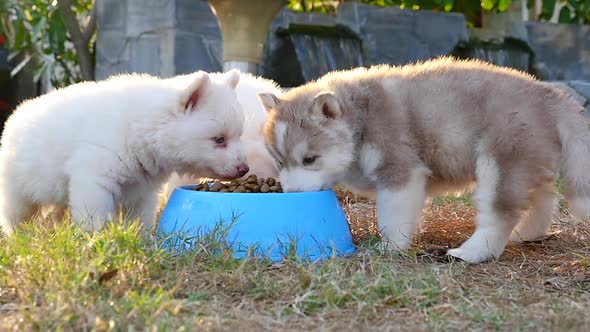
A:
95,1,469,83
259,3,469,87
549,81,590,116
95,1,590,91
526,22,590,81
95,0,222,80
336,3,469,66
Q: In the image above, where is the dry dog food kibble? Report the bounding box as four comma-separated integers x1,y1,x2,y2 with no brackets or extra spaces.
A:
192,175,283,193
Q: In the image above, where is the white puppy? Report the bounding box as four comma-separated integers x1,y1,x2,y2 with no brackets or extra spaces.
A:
0,70,249,235
162,73,282,199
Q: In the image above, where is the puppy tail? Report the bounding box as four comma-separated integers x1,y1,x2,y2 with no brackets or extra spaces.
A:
557,101,590,219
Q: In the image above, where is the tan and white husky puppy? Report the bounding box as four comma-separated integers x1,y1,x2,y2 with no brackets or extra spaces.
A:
257,57,590,263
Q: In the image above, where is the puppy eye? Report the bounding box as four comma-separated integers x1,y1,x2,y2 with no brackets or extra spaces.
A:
212,136,225,146
302,156,317,166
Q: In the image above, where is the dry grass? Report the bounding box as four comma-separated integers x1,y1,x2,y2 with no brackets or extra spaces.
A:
0,187,588,331
338,186,590,331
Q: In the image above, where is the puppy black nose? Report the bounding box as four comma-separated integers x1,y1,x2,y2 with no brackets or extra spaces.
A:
236,163,250,177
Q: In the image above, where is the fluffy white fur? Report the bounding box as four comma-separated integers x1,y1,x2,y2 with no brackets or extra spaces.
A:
446,154,511,262
0,70,249,235
162,73,282,199
377,167,429,251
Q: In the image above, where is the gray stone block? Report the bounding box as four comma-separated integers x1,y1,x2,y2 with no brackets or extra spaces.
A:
96,0,223,80
175,0,220,35
95,29,131,79
337,3,469,66
548,81,588,108
570,81,590,101
526,22,590,81
259,3,469,86
95,29,129,63
129,34,162,76
259,7,361,86
96,0,126,29
126,0,174,37
174,32,222,74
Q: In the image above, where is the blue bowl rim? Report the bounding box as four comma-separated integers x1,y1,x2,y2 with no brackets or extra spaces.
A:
172,184,336,196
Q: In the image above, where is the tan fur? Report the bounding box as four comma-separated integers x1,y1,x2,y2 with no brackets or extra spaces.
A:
259,56,590,263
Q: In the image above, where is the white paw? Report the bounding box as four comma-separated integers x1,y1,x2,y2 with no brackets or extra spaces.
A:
377,237,411,253
446,246,497,264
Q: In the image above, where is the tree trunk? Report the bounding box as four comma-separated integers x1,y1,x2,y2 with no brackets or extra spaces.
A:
57,0,96,81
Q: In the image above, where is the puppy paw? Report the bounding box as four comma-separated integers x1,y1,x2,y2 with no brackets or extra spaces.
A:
377,238,411,253
446,247,496,264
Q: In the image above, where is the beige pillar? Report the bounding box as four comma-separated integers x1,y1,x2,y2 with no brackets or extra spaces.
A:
208,0,285,73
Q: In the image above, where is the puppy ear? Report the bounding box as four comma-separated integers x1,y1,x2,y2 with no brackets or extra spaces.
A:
183,72,211,112
313,91,341,120
225,69,241,90
257,93,281,112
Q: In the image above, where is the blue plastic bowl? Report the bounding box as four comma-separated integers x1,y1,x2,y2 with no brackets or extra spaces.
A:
156,185,356,262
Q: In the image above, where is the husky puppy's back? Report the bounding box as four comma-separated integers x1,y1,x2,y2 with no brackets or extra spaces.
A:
257,57,590,263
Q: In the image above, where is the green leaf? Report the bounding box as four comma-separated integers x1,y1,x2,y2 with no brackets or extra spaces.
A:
498,0,511,11
540,0,556,20
558,5,573,23
33,61,49,83
13,20,28,49
48,10,67,54
482,0,496,11
443,0,454,11
31,16,47,41
526,0,535,9
571,0,582,12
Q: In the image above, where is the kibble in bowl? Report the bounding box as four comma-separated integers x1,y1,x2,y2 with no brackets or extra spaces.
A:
192,175,283,193
157,175,356,263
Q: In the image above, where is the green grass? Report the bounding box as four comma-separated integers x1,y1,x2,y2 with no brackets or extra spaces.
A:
0,219,442,330
0,215,589,331
431,193,473,206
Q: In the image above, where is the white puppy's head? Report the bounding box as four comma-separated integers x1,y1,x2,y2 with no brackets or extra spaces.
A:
257,90,355,192
160,70,249,180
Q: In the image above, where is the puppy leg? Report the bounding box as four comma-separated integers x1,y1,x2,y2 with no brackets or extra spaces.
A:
68,175,116,232
0,194,40,236
0,168,42,235
377,167,428,251
510,182,556,243
448,156,526,263
121,187,159,235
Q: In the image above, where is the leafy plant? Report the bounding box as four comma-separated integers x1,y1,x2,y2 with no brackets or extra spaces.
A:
0,0,95,88
534,0,590,24
287,0,516,26
288,0,590,26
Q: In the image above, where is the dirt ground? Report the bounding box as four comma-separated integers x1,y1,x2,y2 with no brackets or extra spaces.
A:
337,186,590,284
